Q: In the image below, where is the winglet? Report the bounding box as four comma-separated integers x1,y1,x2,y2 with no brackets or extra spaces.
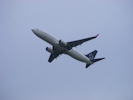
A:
95,34,99,38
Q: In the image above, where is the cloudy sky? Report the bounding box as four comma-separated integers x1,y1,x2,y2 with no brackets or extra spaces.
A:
1,0,133,100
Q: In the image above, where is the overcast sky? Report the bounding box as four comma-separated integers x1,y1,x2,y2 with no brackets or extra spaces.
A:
1,0,133,100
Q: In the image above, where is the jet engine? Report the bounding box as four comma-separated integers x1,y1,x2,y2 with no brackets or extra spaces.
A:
46,47,54,53
59,40,67,46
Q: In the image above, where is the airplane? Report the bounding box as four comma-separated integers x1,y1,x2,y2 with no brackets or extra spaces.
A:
32,29,105,68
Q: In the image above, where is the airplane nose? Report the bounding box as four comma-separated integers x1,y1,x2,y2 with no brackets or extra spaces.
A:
32,29,38,35
32,29,35,33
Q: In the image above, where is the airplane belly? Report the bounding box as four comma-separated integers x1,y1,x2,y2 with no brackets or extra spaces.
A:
66,49,91,64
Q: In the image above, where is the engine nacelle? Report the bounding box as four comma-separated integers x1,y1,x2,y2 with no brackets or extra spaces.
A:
46,47,54,53
59,40,67,46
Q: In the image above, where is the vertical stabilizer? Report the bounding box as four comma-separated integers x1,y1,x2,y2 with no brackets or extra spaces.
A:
85,50,105,68
85,50,97,59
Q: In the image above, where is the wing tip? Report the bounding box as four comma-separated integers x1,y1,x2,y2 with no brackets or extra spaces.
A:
95,34,99,38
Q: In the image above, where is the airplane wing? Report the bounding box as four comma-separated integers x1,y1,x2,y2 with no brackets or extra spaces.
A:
67,34,99,49
48,52,59,62
48,47,65,62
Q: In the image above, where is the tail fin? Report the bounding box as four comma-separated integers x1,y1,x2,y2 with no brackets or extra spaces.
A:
85,50,97,68
85,50,97,59
85,50,105,68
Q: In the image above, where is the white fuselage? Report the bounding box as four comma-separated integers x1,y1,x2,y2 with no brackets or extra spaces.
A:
32,29,93,64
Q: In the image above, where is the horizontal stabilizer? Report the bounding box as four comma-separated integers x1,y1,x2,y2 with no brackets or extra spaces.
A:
86,58,105,68
86,64,91,68
91,58,105,63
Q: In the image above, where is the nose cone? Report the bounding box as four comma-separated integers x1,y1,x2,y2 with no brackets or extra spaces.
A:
31,29,36,33
32,29,38,36
32,29,40,37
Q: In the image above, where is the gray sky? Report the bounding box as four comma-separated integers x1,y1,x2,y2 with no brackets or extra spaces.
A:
1,0,133,100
